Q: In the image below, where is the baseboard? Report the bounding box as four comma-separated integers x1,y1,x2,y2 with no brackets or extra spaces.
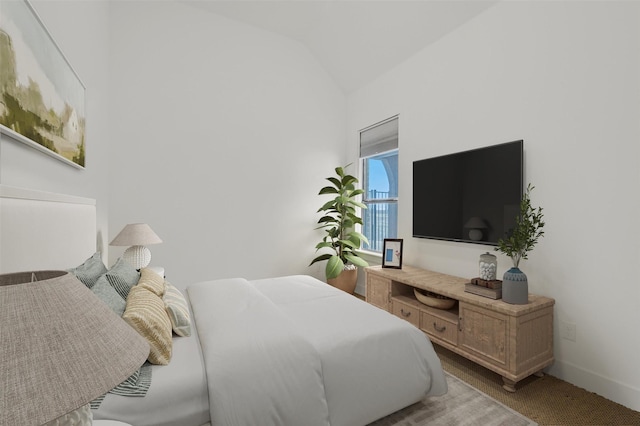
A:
547,360,640,412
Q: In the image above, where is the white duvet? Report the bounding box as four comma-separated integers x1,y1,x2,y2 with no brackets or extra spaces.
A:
187,275,447,426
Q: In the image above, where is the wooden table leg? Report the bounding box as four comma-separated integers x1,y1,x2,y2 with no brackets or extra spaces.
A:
502,377,517,392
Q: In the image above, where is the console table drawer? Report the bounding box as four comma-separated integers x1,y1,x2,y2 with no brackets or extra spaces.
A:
392,299,420,328
421,311,458,346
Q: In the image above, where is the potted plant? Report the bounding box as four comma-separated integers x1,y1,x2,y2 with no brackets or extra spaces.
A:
495,183,545,304
310,164,369,294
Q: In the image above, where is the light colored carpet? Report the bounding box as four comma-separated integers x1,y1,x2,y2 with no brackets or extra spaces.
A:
369,372,537,426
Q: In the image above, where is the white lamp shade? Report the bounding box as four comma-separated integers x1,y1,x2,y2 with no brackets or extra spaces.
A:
110,223,162,246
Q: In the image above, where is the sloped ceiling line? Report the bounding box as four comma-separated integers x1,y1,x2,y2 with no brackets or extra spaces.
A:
181,1,499,94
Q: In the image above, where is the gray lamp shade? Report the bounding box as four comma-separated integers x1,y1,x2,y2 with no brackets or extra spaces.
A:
0,271,150,425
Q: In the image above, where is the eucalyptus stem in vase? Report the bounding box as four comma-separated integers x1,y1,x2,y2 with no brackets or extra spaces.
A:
495,184,545,304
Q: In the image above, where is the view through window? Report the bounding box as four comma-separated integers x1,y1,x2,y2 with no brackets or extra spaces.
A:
360,117,398,252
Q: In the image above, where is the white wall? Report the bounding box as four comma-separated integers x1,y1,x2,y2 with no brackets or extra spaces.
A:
348,1,640,410
107,1,346,285
0,0,111,258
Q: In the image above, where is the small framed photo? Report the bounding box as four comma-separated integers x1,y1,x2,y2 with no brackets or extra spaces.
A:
382,239,403,269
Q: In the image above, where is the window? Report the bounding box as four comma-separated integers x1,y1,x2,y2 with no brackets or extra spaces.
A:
360,117,398,252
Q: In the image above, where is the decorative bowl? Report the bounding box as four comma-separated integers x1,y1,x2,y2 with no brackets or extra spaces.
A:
414,288,456,310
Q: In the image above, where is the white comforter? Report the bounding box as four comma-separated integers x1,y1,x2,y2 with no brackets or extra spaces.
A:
187,275,447,426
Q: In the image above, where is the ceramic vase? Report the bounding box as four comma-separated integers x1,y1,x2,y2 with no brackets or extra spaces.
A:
502,267,528,304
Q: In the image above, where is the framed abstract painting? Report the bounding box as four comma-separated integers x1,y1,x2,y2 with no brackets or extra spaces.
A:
0,0,86,168
382,238,403,269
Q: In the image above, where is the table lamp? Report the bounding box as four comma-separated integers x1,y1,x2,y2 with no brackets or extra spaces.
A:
464,216,487,241
0,270,149,425
110,223,162,269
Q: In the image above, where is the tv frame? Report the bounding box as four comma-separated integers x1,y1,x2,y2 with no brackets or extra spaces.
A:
412,140,523,246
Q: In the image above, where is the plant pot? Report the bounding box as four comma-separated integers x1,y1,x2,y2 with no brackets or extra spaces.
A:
327,268,358,294
502,267,529,304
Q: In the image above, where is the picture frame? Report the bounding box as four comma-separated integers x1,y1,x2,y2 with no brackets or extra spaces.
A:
0,0,86,168
382,238,403,269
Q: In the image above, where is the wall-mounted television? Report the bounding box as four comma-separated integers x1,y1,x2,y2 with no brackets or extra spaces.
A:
412,140,523,245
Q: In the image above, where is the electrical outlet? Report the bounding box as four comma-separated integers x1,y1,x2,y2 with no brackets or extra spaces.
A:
561,321,577,342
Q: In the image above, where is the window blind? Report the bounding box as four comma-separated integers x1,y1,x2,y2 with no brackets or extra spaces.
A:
359,117,398,158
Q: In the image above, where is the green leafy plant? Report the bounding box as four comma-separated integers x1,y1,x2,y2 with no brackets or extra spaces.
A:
496,183,545,268
310,164,370,279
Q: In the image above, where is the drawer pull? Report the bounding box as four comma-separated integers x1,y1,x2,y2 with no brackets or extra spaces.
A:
400,308,412,318
433,322,446,333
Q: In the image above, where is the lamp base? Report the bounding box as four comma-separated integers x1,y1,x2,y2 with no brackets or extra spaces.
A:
468,229,483,241
123,245,151,270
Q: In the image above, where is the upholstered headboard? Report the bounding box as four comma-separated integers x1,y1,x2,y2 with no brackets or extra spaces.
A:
0,185,96,274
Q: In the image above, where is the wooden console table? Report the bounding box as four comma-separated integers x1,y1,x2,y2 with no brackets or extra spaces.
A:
365,265,554,392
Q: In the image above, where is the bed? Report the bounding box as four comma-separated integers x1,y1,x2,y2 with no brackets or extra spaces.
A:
0,185,447,426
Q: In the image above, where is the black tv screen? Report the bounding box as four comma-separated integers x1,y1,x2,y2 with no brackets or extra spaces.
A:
412,140,523,245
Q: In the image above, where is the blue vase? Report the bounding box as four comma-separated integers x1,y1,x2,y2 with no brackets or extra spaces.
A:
502,267,528,304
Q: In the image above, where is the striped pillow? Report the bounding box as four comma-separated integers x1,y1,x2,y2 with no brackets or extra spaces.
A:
123,285,172,365
106,258,140,299
163,281,192,337
138,268,166,297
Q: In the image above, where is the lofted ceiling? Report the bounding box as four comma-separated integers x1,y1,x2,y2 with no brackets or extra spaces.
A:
181,1,499,94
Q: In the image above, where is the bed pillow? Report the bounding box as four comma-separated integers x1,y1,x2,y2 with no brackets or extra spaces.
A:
106,258,140,300
163,281,192,337
91,274,126,316
137,268,166,297
123,285,173,365
68,252,107,289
